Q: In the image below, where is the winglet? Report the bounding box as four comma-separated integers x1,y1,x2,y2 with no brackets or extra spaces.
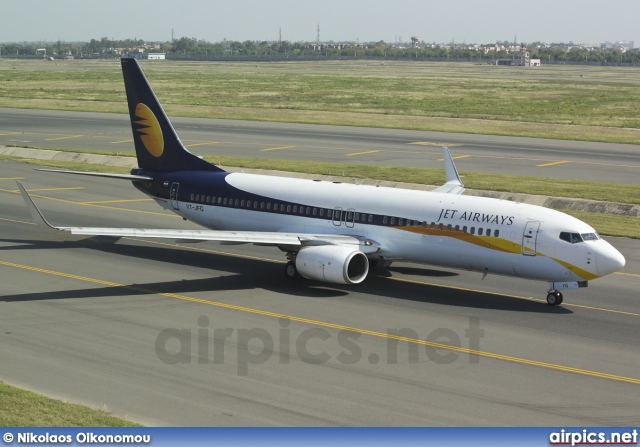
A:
432,147,465,195
16,181,61,232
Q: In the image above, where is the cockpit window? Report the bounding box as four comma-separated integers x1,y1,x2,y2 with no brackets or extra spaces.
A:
581,232,600,241
559,232,584,244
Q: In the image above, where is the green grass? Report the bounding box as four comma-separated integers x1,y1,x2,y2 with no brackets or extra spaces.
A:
7,148,640,205
207,156,640,205
2,60,640,143
0,381,140,426
2,150,638,239
562,211,640,239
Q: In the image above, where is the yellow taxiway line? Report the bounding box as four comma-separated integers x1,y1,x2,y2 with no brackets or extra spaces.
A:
346,150,382,157
1,259,639,386
45,135,85,141
536,160,570,167
260,146,295,152
185,142,219,148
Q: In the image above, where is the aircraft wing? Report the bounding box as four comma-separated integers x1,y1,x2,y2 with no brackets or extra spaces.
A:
432,147,465,195
16,181,374,250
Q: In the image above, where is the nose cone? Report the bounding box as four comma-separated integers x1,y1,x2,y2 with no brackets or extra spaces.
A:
596,243,626,276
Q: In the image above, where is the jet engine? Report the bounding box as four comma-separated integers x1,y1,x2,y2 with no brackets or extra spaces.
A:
296,245,369,284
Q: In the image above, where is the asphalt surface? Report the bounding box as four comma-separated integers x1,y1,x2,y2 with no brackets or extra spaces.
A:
1,108,639,184
1,160,639,426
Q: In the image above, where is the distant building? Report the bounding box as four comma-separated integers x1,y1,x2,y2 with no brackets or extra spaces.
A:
128,53,166,60
603,40,634,50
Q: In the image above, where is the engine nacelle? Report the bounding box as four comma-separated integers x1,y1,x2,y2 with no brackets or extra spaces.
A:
296,245,369,285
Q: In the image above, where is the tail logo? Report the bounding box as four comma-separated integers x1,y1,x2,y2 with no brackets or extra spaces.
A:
134,103,164,158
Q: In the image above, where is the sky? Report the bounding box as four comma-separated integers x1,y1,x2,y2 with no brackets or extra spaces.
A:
2,0,639,45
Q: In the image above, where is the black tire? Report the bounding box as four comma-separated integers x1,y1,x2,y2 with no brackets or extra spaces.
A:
546,292,561,306
285,261,300,280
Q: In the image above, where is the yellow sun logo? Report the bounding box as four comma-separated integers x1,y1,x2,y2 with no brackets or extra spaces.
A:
134,103,164,157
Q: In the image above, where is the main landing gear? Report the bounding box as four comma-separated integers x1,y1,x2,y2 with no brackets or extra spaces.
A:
546,290,564,306
285,260,300,279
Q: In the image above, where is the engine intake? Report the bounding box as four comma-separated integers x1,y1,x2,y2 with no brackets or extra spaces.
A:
296,245,369,284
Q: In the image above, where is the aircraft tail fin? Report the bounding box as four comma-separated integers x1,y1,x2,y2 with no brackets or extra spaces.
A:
120,57,223,173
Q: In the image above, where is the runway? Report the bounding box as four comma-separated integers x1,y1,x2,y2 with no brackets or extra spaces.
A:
1,108,640,184
1,160,639,426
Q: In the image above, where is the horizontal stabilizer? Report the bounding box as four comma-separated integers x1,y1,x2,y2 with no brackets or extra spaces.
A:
36,168,153,181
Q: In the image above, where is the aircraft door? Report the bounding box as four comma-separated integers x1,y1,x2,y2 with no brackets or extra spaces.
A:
522,220,540,256
332,207,343,226
170,182,180,210
344,208,356,228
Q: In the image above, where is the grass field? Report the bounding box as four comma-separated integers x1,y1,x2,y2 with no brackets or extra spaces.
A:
3,150,639,238
0,381,139,426
2,60,640,143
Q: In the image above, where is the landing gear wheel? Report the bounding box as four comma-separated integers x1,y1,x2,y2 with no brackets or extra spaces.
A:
546,291,563,306
285,261,300,280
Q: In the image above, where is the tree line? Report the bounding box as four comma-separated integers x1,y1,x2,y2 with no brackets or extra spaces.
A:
1,36,639,64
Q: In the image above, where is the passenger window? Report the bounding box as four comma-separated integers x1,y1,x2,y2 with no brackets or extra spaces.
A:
431,222,435,230
293,206,298,213
260,202,265,209
422,221,426,228
254,201,258,209
235,199,239,207
223,198,228,205
470,227,475,235
212,196,216,203
478,228,483,236
407,219,412,227
241,199,245,207
313,208,317,216
218,197,222,204
463,226,467,233
495,229,499,237
206,196,211,203
398,218,404,226
439,223,443,231
486,229,491,237
447,224,452,231
368,215,373,223
267,203,271,210
306,207,311,215
190,194,195,201
455,225,460,232
383,216,388,224
320,209,325,217
196,194,200,202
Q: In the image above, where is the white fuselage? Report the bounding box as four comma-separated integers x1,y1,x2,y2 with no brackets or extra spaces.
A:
150,172,624,284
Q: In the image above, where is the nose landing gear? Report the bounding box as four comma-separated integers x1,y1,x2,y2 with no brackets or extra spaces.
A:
546,290,564,306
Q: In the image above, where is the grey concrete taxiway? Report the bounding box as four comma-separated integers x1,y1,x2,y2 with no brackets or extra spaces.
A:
1,160,639,426
1,108,639,185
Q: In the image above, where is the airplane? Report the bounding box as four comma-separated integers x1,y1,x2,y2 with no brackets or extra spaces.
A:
15,57,626,306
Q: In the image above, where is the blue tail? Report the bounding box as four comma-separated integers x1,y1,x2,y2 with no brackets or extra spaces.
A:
120,57,223,172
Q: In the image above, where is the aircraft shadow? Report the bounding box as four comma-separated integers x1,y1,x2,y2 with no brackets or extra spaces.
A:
0,237,572,314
